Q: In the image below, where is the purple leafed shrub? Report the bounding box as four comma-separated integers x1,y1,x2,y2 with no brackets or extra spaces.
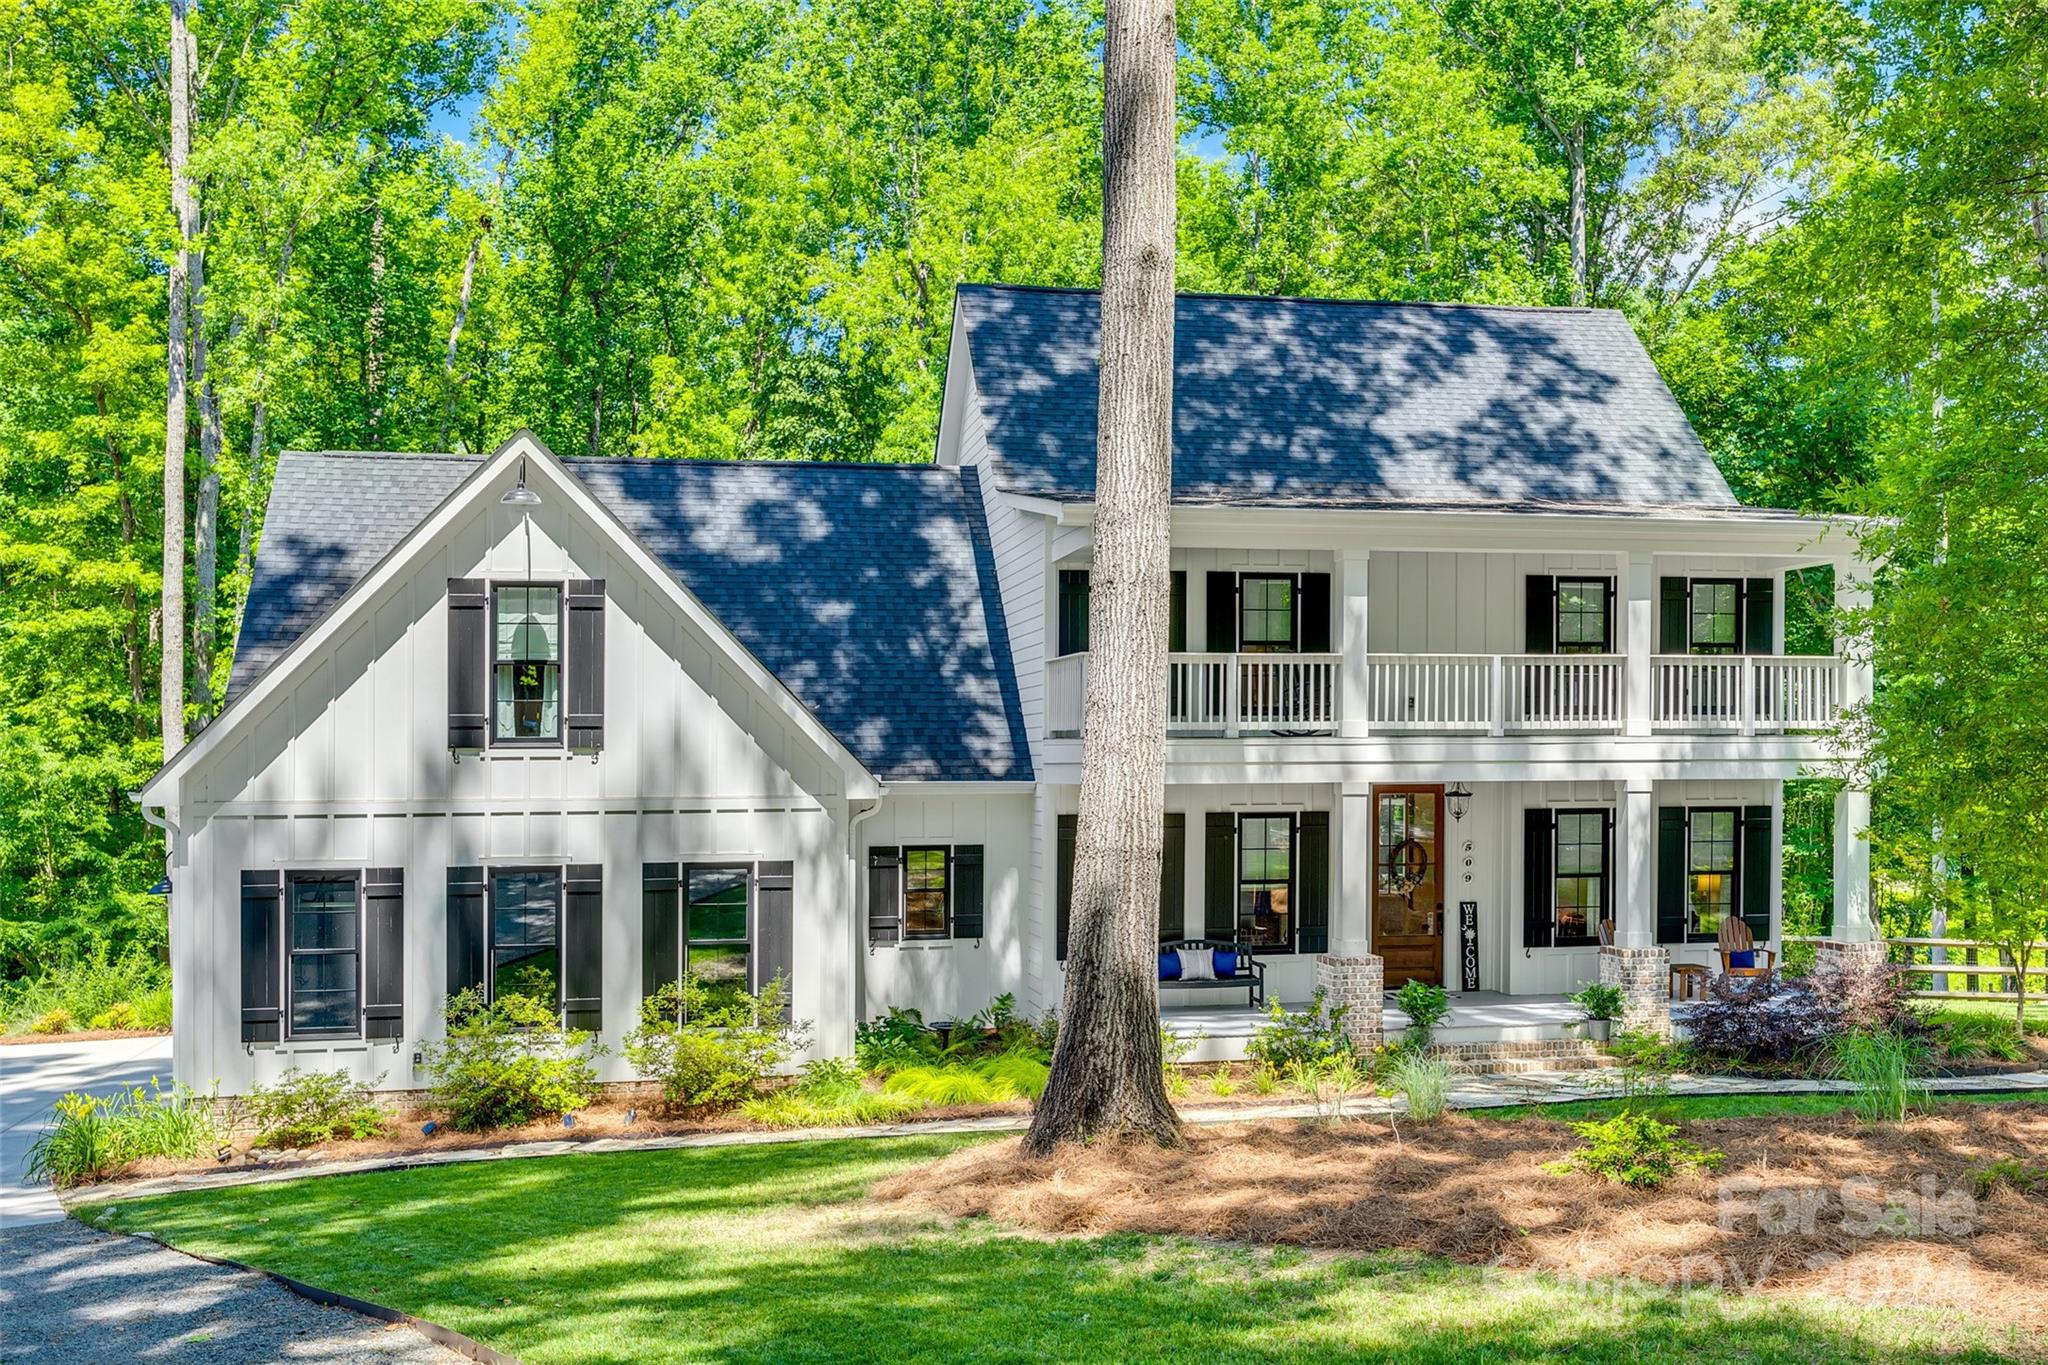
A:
1682,954,1921,1065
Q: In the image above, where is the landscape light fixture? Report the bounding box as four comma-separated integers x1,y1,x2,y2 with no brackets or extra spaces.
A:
1446,782,1473,823
501,456,543,506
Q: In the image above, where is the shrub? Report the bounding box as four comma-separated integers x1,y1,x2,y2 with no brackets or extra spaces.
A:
2,944,171,1035
1392,980,1451,1053
1568,982,1626,1022
1288,1052,1366,1122
132,987,173,1031
26,1080,221,1188
88,1002,141,1031
625,977,805,1112
1808,952,1919,1035
421,989,605,1131
1388,1053,1453,1121
855,1006,939,1073
1682,972,1834,1062
29,1007,73,1035
1550,1110,1722,1187
244,1068,387,1147
1830,1027,1929,1124
1247,988,1352,1070
1930,1010,2027,1062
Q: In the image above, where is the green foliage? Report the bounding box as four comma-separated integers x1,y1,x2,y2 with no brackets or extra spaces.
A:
2,945,171,1036
1247,988,1353,1070
1829,1028,1930,1125
880,1054,1048,1105
89,1002,140,1030
1287,1052,1367,1121
243,1069,387,1148
1927,1009,2027,1063
421,989,606,1132
1393,980,1450,1053
739,1057,928,1128
1567,983,1626,1022
1970,1157,2048,1201
1204,1066,1237,1097
854,1006,938,1073
1388,1053,1453,1122
625,976,805,1112
1550,1110,1723,1187
26,1080,221,1188
30,1008,73,1035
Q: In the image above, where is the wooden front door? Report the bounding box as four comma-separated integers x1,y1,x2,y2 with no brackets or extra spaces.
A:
1372,785,1444,989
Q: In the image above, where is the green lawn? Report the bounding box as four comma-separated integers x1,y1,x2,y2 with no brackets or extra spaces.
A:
83,1124,2037,1364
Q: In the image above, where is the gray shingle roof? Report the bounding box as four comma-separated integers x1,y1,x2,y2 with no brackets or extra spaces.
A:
229,452,1032,784
955,284,1740,511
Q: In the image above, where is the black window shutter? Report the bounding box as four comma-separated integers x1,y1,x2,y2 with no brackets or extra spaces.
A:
1297,810,1330,954
1744,578,1775,654
240,870,283,1043
1205,572,1237,652
566,579,606,750
363,868,405,1040
951,845,985,939
446,866,487,1001
1600,576,1617,651
867,846,902,946
1600,810,1616,938
1055,816,1076,960
1298,573,1333,653
447,579,488,749
1525,575,1555,654
1169,571,1187,652
1660,577,1689,653
1056,570,1090,656
1204,811,1236,939
755,861,795,1012
1522,809,1555,948
1158,813,1185,943
1656,808,1688,943
642,862,681,1004
563,864,603,1032
1740,806,1774,944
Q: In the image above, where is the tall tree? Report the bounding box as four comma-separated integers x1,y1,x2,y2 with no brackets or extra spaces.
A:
1026,0,1180,1154
160,0,194,757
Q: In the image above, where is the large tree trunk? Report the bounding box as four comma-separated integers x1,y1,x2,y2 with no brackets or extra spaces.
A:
160,0,194,759
440,214,488,448
1567,124,1587,306
191,220,221,724
1025,0,1181,1157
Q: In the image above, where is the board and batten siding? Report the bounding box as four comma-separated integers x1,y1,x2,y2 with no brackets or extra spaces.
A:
168,487,859,1095
857,791,1034,1024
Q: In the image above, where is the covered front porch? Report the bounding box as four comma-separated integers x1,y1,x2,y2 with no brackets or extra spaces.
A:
1161,991,1587,1064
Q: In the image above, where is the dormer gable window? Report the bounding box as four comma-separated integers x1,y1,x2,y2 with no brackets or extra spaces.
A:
494,585,562,742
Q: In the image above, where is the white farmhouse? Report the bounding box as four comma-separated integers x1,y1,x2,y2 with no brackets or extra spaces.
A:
137,285,1874,1093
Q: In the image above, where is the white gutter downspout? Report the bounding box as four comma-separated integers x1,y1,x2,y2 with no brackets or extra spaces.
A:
846,794,885,1034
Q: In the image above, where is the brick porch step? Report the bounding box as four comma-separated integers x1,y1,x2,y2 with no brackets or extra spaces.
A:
1419,1039,1623,1076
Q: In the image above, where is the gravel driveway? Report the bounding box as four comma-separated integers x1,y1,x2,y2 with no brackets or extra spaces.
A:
0,1219,466,1363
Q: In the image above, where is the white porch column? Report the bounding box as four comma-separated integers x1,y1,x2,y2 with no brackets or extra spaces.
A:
1319,781,1384,1049
1623,550,1654,736
1337,549,1371,737
1836,557,1874,714
1832,786,1875,942
1602,779,1668,1037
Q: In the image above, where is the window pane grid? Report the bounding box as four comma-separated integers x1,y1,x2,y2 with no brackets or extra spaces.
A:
494,585,562,741
1239,576,1294,651
1556,579,1609,653
1690,581,1739,654
903,847,949,939
1237,815,1292,948
1688,809,1738,936
288,877,359,1036
490,870,561,1010
1552,811,1608,944
685,866,752,1011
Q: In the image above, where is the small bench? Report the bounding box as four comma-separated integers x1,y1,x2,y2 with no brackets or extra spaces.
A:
1158,939,1266,1009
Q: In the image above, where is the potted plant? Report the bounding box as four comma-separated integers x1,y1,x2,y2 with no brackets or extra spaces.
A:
1568,982,1626,1042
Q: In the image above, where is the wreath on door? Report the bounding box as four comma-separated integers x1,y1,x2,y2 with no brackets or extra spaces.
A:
1383,837,1431,898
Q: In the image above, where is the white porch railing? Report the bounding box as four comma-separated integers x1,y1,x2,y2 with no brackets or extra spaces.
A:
1652,655,1844,735
1048,651,1845,738
1046,652,1340,737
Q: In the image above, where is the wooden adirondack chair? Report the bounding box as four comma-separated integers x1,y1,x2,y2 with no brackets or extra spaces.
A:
1717,918,1775,978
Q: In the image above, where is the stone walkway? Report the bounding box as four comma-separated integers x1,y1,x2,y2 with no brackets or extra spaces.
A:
0,1218,463,1364
61,1069,2048,1212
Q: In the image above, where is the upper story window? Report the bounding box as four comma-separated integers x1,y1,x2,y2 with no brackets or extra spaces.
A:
1556,579,1611,653
494,586,562,742
1239,576,1296,652
1689,580,1741,655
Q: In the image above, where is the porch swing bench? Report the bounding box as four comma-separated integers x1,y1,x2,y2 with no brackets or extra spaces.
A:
1156,939,1267,1008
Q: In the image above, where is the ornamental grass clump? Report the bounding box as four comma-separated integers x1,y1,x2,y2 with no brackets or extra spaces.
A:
1830,1027,1930,1124
1388,1052,1453,1121
422,989,606,1131
740,1057,927,1128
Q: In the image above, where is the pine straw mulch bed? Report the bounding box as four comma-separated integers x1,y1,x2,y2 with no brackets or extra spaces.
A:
0,1027,169,1046
876,1103,2048,1335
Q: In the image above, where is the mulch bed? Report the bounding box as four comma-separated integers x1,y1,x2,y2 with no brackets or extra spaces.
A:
0,1028,168,1046
875,1103,2048,1334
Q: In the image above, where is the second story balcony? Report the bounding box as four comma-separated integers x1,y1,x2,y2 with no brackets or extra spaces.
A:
1044,649,1847,739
